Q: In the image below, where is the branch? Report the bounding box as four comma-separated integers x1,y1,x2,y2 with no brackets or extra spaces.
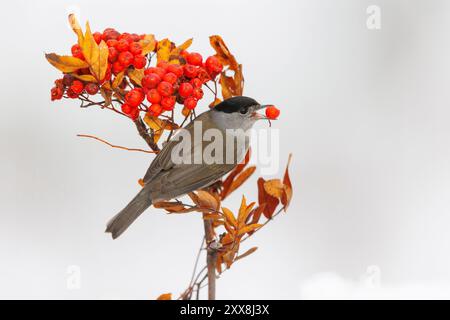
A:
76,134,156,154
133,116,160,152
202,214,217,300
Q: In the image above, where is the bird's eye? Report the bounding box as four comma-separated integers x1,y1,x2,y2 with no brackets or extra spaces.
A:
240,107,249,114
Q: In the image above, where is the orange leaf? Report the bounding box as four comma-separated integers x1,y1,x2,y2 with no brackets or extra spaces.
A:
112,70,125,89
264,179,284,199
156,293,172,300
209,35,239,70
221,148,251,198
209,98,222,108
221,207,237,228
249,204,265,225
196,190,220,211
182,106,191,118
153,201,190,213
235,247,258,262
281,154,293,210
45,53,89,73
138,178,145,187
70,73,97,82
226,166,256,198
258,177,279,219
237,223,262,236
238,196,255,227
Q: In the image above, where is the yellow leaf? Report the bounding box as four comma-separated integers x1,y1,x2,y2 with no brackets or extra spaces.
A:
221,207,237,228
140,34,156,55
169,38,193,62
81,22,99,75
97,40,109,81
128,68,144,86
143,114,178,144
264,179,284,199
156,293,172,300
156,39,172,63
235,247,258,262
112,70,125,89
237,223,262,236
45,53,89,73
68,14,83,45
71,73,97,82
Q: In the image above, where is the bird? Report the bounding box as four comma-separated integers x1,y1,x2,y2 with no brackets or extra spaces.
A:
106,96,270,239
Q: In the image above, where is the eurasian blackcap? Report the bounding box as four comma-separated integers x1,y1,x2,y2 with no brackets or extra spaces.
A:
106,96,269,239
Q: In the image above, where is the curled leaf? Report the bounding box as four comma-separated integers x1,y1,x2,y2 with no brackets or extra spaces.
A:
281,154,293,210
209,35,239,70
68,14,83,45
196,190,220,211
140,34,156,55
264,179,284,199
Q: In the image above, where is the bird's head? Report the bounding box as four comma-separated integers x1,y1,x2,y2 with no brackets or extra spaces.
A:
211,96,271,131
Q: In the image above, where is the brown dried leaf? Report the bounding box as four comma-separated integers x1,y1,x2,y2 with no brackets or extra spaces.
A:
100,87,112,107
209,35,239,70
153,201,191,213
264,179,284,199
45,53,89,73
235,246,258,262
281,154,293,210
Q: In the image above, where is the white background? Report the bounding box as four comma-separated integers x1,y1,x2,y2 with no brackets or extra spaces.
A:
2,0,450,299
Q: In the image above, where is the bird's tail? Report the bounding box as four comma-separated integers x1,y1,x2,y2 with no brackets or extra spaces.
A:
106,186,152,239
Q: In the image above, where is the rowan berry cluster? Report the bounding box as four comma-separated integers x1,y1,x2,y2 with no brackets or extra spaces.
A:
50,25,226,121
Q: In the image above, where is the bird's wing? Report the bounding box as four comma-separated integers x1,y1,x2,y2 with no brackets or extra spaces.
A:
149,163,235,201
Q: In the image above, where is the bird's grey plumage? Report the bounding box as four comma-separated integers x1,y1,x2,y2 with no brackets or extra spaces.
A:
106,96,263,239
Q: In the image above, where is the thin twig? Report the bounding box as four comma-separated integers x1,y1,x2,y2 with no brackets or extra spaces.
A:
76,134,156,154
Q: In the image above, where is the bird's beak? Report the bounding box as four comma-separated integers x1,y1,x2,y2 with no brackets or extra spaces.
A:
252,104,271,120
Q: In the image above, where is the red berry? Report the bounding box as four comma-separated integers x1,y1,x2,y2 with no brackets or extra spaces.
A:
93,32,102,44
163,72,178,85
184,97,198,110
130,33,141,42
129,42,142,55
187,52,203,66
71,44,84,60
108,46,119,63
178,82,193,98
167,64,183,77
161,96,176,111
66,88,79,99
265,106,280,119
121,103,132,114
192,87,204,100
146,89,162,104
118,51,134,66
102,28,120,41
125,88,145,107
133,55,147,69
144,67,166,79
116,39,129,52
85,83,99,95
183,64,198,78
148,103,163,117
51,86,63,101
62,74,75,86
157,81,174,97
190,78,202,88
112,61,125,74
157,61,170,70
142,73,161,89
70,80,84,94
205,56,223,74
106,39,118,47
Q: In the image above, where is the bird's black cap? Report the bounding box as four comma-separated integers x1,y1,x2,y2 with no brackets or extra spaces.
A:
214,96,259,113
